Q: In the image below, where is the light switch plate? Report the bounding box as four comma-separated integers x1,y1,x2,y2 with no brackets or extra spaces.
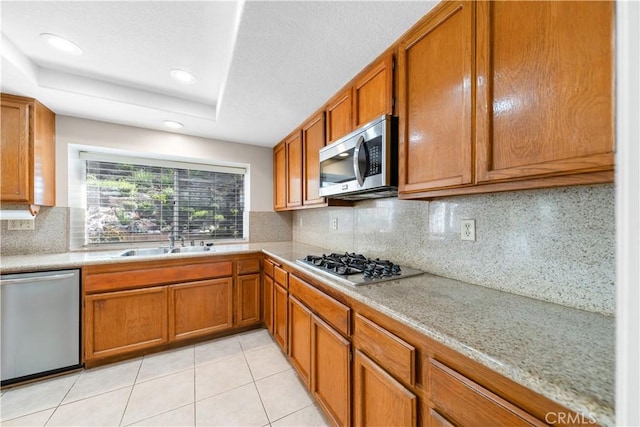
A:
8,219,35,230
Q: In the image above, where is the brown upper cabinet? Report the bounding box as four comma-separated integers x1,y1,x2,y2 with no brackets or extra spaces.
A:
285,130,303,208
1,93,56,208
276,111,350,211
397,1,474,194
274,52,394,211
475,1,614,183
397,0,614,199
302,112,326,206
326,87,354,144
354,53,394,128
326,53,394,144
273,142,287,210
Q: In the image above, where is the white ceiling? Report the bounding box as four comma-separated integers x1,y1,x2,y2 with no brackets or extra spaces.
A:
1,1,437,147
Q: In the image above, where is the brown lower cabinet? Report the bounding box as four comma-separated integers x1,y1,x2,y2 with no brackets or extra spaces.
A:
261,261,597,427
353,350,417,427
288,296,312,387
311,315,351,427
85,286,168,360
168,278,233,341
236,274,261,327
273,282,289,352
82,255,261,366
263,274,274,333
428,359,546,427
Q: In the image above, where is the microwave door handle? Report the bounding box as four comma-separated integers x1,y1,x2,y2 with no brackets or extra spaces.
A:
353,136,366,187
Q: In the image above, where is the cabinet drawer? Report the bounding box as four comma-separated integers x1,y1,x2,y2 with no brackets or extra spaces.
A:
237,258,261,275
84,261,233,294
274,265,288,288
264,258,275,278
429,359,545,427
354,313,415,385
289,274,350,336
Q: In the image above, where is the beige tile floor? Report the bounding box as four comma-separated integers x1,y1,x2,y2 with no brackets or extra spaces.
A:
0,329,329,426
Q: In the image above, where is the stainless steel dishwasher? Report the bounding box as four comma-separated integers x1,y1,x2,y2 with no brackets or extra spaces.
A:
1,269,81,385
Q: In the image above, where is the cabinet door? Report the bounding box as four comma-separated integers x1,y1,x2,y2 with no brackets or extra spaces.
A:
263,274,274,333
286,131,303,208
326,87,354,144
288,296,312,387
397,1,473,194
354,350,416,427
274,142,287,210
1,97,31,202
475,1,614,183
33,100,55,206
236,274,261,327
85,286,168,361
311,315,351,427
168,278,233,341
302,112,326,206
354,54,394,128
430,359,545,426
273,282,288,352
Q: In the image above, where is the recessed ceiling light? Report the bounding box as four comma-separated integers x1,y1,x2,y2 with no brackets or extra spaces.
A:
170,69,197,84
40,33,82,56
163,120,184,129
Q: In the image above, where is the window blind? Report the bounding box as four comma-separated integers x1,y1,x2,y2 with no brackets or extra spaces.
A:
84,158,245,245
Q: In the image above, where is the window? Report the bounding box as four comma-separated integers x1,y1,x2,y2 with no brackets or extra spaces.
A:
82,154,245,245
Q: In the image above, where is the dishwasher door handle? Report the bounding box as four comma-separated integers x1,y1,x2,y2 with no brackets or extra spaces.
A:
0,273,77,285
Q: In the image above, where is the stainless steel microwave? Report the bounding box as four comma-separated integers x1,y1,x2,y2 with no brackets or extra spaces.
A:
319,115,398,200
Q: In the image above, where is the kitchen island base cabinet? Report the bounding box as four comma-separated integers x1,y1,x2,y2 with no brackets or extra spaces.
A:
354,350,416,427
168,278,233,342
85,287,168,360
311,316,351,427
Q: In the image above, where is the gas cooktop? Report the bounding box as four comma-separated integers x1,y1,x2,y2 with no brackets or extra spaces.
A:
297,252,423,286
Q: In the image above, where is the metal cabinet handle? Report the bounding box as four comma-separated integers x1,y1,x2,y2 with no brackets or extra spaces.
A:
0,273,76,285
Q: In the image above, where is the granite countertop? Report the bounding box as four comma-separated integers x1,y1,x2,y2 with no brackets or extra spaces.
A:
0,241,615,426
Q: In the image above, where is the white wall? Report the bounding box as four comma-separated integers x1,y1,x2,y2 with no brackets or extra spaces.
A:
54,115,274,211
615,1,640,424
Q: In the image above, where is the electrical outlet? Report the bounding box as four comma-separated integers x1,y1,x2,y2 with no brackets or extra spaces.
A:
331,218,338,230
8,219,35,230
460,219,475,241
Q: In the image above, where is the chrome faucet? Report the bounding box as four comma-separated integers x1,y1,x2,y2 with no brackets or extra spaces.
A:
168,233,185,248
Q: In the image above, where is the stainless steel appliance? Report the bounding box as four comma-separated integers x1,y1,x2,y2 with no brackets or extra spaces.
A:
297,252,423,286
1,269,81,385
319,115,398,200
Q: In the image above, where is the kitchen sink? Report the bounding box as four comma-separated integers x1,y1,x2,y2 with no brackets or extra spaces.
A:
116,246,213,257
117,247,172,257
169,246,212,254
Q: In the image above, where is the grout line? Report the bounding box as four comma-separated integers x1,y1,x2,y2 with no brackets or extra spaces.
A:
242,339,272,424
42,372,82,426
120,402,194,427
118,358,143,426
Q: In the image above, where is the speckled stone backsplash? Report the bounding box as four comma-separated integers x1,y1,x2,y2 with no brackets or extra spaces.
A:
0,207,70,256
293,185,615,315
1,209,292,256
